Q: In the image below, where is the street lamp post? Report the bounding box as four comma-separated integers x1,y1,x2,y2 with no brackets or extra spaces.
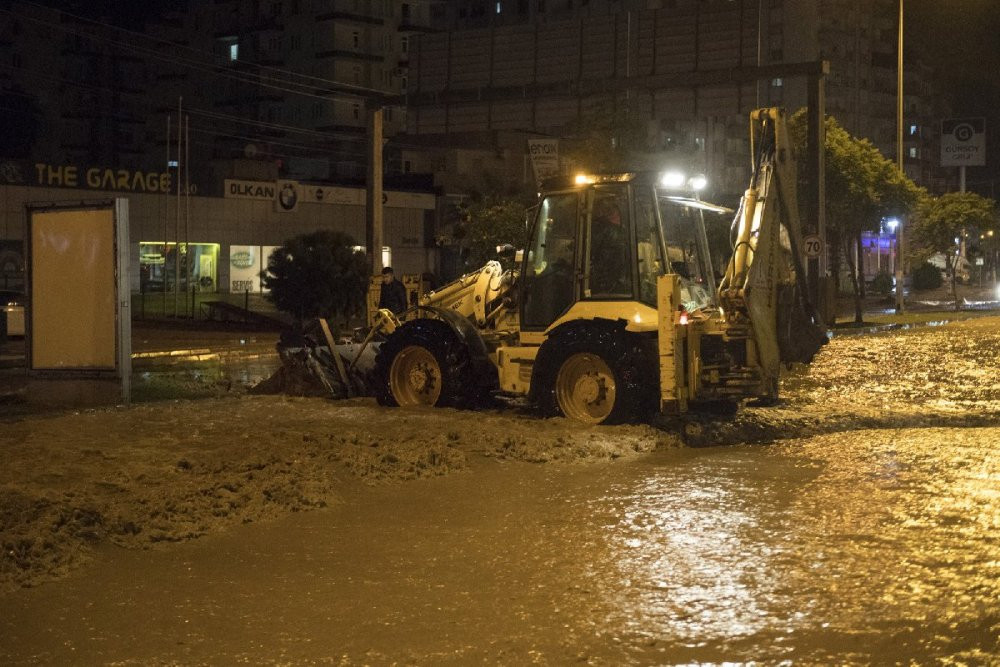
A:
895,0,905,313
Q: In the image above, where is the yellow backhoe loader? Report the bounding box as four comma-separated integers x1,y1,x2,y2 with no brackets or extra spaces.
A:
361,108,827,424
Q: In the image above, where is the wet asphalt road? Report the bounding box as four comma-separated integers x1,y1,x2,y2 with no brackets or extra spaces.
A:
2,317,1000,664
3,427,998,665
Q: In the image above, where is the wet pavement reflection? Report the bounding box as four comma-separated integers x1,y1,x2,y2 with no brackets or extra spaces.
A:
3,425,997,664
2,319,999,663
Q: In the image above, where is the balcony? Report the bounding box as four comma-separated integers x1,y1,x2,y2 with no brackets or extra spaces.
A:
314,49,384,63
398,19,440,33
315,11,384,26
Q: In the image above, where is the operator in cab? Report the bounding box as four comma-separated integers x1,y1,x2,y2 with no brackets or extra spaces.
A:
378,266,408,315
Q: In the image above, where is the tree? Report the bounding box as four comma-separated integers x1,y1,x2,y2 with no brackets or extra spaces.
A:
560,109,680,174
788,111,925,323
451,197,530,272
262,230,369,329
911,191,998,310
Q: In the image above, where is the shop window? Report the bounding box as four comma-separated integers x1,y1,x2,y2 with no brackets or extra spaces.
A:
139,243,220,293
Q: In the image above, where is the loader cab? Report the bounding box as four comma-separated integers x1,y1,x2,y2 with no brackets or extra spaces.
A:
519,172,717,331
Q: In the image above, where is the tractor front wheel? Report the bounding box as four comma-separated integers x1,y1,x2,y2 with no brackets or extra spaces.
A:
374,319,473,408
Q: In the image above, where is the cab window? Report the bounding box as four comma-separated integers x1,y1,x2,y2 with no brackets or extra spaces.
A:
520,193,578,328
586,186,632,299
634,186,665,306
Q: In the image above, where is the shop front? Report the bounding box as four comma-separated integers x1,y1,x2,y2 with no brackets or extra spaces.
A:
139,242,220,293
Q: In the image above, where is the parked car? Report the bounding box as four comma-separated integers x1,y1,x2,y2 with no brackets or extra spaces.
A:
1,290,25,337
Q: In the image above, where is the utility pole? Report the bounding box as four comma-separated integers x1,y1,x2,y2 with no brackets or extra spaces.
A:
895,0,905,314
366,102,384,275
175,96,182,317
184,114,191,317
805,62,829,320
164,114,171,315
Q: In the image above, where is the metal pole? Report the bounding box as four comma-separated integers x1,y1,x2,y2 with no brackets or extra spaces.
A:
806,64,828,316
174,96,183,317
366,103,384,275
185,113,191,317
895,0,905,313
755,0,763,107
164,114,170,315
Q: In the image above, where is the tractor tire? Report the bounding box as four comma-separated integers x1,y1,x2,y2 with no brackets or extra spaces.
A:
534,325,655,425
373,318,477,409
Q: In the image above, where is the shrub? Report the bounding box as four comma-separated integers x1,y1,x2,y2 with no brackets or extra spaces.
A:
871,271,893,295
262,230,369,327
911,261,943,291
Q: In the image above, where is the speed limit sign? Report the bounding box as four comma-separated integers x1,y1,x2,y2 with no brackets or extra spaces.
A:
803,234,823,258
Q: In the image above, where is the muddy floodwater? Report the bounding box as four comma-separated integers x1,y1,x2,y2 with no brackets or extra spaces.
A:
4,424,998,664
2,317,1000,664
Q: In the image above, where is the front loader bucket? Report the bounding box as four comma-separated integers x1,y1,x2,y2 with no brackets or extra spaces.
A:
251,330,380,398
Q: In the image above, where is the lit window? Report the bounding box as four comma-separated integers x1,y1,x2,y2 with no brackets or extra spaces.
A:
909,124,918,136
771,77,783,87
229,42,239,61
496,1,502,13
909,147,919,159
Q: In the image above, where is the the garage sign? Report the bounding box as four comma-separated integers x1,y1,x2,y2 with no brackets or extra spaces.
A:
941,118,986,167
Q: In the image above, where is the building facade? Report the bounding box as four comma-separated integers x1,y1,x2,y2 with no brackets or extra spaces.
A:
405,0,953,201
0,173,436,294
143,0,444,187
0,1,446,290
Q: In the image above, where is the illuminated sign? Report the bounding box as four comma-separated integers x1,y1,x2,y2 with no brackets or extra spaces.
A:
941,118,986,167
32,163,173,193
225,178,435,210
225,179,276,200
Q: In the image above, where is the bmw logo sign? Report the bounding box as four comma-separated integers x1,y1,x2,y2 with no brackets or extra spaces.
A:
279,182,298,210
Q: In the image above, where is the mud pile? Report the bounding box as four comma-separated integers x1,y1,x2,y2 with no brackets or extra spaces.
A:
0,397,672,591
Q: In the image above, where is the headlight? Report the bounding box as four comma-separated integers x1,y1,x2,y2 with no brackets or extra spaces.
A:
660,171,686,188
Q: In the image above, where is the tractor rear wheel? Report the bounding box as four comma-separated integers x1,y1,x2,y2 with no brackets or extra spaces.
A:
374,319,473,408
535,325,654,425
554,352,619,424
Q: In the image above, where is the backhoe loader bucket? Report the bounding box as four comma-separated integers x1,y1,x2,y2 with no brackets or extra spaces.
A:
251,328,380,398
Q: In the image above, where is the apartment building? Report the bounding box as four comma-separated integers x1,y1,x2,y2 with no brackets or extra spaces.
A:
404,0,951,200
144,0,445,188
0,1,447,290
0,3,149,169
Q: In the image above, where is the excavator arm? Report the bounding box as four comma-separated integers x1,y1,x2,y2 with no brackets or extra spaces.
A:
718,107,827,397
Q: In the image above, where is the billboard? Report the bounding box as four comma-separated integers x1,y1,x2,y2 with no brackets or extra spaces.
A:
27,200,131,401
941,118,986,167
